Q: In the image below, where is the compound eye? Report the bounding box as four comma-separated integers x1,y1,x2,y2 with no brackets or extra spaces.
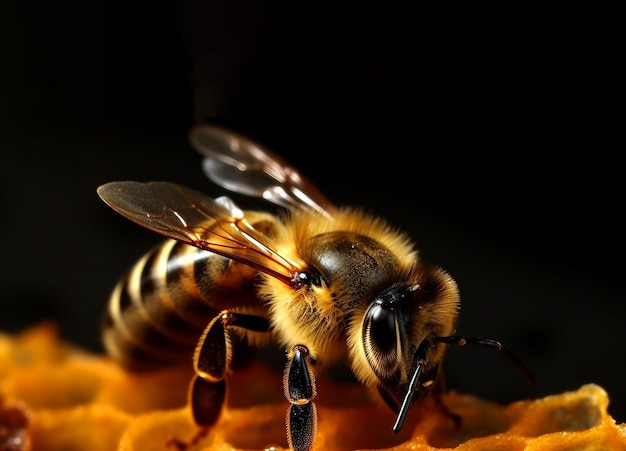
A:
363,301,400,378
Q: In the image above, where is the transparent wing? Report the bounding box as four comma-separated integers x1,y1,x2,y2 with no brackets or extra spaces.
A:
97,181,299,286
189,124,334,217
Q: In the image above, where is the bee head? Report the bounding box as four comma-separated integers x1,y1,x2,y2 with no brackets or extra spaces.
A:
350,265,460,429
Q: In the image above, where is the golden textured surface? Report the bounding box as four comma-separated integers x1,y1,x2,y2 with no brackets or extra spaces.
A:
1,323,625,451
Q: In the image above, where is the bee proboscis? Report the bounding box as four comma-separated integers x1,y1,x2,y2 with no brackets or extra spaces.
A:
97,124,534,451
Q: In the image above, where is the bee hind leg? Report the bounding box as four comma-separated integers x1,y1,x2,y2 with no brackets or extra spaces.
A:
285,345,317,451
171,310,271,450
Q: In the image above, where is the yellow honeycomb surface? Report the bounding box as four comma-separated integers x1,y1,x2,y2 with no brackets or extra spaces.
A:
1,323,625,451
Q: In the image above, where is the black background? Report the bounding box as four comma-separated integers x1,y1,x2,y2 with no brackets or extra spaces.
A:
1,1,623,424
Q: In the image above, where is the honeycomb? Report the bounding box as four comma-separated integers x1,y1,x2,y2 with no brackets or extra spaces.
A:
1,323,624,451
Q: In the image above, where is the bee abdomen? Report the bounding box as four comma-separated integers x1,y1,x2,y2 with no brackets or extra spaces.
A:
103,239,249,371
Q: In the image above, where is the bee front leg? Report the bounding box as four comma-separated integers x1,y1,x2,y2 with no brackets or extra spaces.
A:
177,310,270,449
285,345,317,451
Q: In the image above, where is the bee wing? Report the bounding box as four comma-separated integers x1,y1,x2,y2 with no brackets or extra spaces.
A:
189,124,334,217
97,181,299,285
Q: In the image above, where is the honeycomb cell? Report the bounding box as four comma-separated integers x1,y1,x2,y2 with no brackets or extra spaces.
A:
1,324,625,451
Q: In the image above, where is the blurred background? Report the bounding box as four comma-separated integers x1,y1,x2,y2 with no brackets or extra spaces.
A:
1,1,623,423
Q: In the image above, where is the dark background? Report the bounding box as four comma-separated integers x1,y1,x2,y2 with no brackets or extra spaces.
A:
1,1,623,423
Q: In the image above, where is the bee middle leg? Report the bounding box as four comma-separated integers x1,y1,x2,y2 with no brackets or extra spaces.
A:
285,344,317,451
182,310,271,447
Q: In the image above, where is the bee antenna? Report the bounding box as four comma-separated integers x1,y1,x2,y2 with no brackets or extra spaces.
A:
435,336,536,385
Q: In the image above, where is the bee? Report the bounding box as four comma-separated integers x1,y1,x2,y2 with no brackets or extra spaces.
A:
97,124,534,451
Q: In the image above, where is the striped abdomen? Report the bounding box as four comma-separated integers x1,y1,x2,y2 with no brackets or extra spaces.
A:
103,238,264,371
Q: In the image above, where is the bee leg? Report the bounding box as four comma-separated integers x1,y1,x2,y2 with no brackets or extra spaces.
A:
174,310,270,449
285,345,317,451
427,371,462,428
432,392,462,428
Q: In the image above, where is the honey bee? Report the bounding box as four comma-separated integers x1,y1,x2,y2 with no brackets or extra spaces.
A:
97,124,534,451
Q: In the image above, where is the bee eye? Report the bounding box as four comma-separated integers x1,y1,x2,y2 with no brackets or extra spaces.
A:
368,303,397,353
363,301,399,377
